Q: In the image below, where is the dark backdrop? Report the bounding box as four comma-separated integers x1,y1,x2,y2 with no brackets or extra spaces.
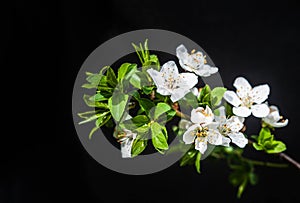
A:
6,0,300,203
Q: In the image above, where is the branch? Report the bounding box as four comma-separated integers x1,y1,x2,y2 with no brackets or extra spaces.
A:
248,140,300,171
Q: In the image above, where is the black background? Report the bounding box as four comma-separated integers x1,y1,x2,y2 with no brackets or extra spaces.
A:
6,0,300,202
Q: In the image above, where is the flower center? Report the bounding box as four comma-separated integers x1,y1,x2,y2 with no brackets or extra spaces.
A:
241,95,253,108
163,76,179,90
195,126,209,138
218,124,231,135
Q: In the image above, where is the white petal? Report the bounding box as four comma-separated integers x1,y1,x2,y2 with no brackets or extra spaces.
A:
272,119,289,128
226,116,244,132
156,87,171,96
180,72,198,89
191,87,200,97
233,77,252,98
195,138,208,154
204,122,219,130
147,68,164,88
176,44,188,59
160,61,179,78
207,129,223,145
120,133,137,158
191,106,214,124
194,65,218,77
251,84,270,104
251,104,270,118
179,60,194,72
223,91,242,107
233,106,251,117
182,124,198,144
221,136,231,147
170,88,189,102
228,132,248,148
214,106,226,123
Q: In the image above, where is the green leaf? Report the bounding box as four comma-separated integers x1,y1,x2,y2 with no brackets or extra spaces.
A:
89,93,108,101
211,87,226,107
106,67,118,87
151,122,168,152
124,64,138,80
199,84,211,102
89,126,100,140
86,73,102,85
129,73,142,89
237,179,248,198
153,103,171,120
78,113,100,125
83,94,109,108
248,172,258,185
265,140,286,153
78,110,100,119
137,98,155,115
180,148,198,166
108,92,129,122
252,143,263,150
95,113,111,127
142,85,155,95
195,152,201,173
117,63,131,82
131,138,148,157
121,115,150,130
82,83,98,89
182,92,198,109
258,127,272,144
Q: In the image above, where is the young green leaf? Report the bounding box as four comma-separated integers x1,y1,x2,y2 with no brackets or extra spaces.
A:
108,92,129,122
265,140,286,153
89,126,100,140
180,148,198,166
117,63,132,82
106,67,118,87
83,94,109,108
131,138,148,157
89,93,108,102
153,103,171,120
137,98,155,115
211,87,227,107
151,122,169,152
195,152,201,173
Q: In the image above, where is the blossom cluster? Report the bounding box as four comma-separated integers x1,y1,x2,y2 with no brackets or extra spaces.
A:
120,44,288,157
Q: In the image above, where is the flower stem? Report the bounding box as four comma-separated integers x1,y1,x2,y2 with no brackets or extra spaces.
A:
244,158,288,168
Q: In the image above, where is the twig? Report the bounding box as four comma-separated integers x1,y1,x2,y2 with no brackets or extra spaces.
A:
248,139,300,171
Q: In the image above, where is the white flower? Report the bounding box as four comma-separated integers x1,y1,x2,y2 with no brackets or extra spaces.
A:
116,129,137,158
223,77,270,118
182,106,223,154
176,44,218,77
262,105,288,128
215,106,248,148
147,61,198,102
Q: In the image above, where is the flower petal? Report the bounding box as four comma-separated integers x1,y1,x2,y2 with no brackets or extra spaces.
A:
195,138,208,154
251,103,270,118
182,124,199,144
233,106,251,117
147,68,165,88
223,91,242,107
120,132,137,158
207,129,223,145
176,44,188,60
156,87,171,96
221,136,231,147
160,61,179,79
194,65,218,77
226,116,244,132
180,72,198,89
191,106,214,124
233,77,252,98
214,106,226,123
272,119,289,128
251,84,270,104
228,132,248,148
170,88,189,102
